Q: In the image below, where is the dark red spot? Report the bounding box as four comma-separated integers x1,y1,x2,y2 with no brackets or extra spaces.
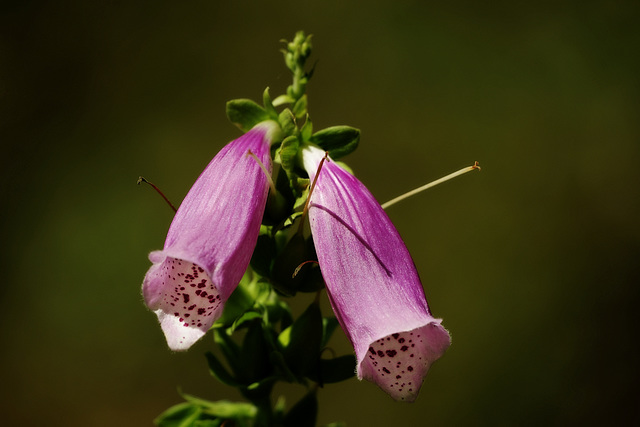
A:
195,290,201,296
182,294,190,303
382,367,390,374
398,338,405,343
401,345,409,352
197,308,206,315
407,366,413,372
369,347,376,355
396,375,402,379
386,350,397,357
377,350,384,357
392,333,399,339
188,304,196,310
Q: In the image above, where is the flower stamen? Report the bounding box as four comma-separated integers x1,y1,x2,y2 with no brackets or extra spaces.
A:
137,176,178,213
381,161,481,209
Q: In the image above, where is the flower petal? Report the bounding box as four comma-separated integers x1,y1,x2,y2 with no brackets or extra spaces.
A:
302,144,450,401
143,122,276,351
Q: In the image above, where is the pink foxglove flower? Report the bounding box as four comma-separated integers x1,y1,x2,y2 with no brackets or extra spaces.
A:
302,145,451,401
143,122,277,351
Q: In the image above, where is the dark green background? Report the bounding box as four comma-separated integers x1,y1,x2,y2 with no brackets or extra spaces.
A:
2,1,639,425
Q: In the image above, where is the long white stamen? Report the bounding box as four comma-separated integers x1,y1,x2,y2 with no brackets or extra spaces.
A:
381,161,480,210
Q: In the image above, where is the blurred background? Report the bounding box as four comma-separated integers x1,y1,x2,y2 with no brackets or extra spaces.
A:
1,1,639,425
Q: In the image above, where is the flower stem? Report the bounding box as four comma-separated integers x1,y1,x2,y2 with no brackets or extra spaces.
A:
381,161,481,209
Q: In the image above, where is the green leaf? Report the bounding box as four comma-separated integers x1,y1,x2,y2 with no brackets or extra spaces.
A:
310,126,360,159
281,300,323,378
237,321,272,384
269,350,298,383
228,311,262,333
182,394,257,419
226,99,269,132
154,402,202,427
273,94,295,107
205,351,244,388
283,390,318,427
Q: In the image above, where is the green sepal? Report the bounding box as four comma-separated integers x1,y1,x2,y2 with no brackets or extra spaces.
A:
226,99,269,132
310,126,360,159
279,135,300,175
283,390,318,427
204,351,244,388
278,108,297,136
262,87,278,120
292,94,308,120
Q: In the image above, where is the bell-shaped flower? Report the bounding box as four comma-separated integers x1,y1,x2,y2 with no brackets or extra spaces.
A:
301,144,451,401
143,121,277,351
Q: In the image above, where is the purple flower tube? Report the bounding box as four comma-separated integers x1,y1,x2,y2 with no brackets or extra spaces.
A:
302,145,451,401
143,122,277,351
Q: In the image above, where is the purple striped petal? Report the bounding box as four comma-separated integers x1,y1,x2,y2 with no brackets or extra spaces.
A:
143,122,276,351
302,145,451,401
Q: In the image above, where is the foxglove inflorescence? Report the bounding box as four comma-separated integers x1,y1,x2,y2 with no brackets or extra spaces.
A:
144,31,467,427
